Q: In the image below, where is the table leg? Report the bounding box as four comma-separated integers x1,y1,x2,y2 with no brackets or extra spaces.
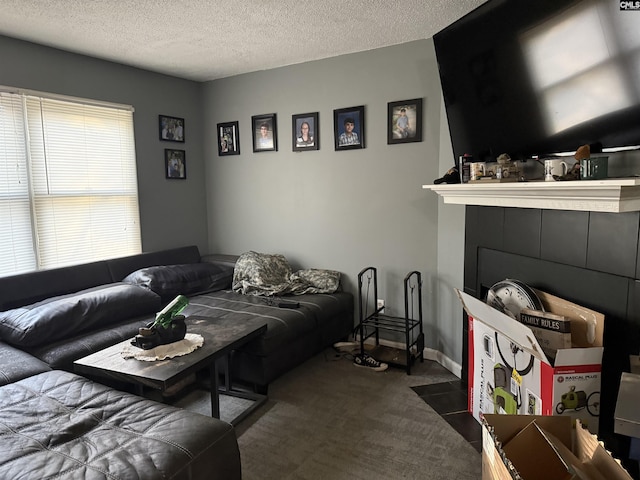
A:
210,361,220,418
224,354,231,392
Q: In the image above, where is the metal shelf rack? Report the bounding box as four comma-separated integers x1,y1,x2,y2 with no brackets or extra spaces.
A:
356,267,424,374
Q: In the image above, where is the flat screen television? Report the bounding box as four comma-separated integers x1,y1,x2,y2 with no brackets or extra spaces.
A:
434,0,640,163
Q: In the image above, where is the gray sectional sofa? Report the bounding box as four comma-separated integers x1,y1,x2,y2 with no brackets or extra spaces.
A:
0,245,354,479
0,343,241,479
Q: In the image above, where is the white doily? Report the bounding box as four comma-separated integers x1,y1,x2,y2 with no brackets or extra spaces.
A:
121,333,204,361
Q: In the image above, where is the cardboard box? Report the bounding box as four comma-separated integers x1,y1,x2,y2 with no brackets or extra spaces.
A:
519,308,572,360
459,288,604,433
482,414,632,479
534,289,604,349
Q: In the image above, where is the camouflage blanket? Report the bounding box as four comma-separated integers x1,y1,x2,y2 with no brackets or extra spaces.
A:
232,251,341,296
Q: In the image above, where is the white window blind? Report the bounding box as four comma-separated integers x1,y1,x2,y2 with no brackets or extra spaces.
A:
0,89,141,277
0,92,35,275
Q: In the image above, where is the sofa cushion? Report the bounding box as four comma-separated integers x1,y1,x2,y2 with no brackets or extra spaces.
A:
123,263,234,300
26,316,152,370
0,370,241,480
0,342,51,386
0,283,160,348
0,260,113,311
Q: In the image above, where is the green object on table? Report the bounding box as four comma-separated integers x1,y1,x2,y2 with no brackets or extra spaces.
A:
153,294,189,328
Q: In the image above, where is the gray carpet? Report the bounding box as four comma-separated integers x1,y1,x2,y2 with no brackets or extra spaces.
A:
179,350,481,480
173,388,256,424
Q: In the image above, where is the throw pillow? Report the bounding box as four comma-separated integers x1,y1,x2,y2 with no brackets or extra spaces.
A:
123,263,234,300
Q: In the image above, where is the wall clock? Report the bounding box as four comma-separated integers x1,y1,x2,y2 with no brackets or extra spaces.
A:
486,278,543,320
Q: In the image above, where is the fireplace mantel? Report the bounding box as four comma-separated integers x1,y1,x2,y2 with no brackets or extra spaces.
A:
423,178,640,213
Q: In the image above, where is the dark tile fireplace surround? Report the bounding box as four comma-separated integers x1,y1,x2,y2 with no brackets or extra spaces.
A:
462,205,640,475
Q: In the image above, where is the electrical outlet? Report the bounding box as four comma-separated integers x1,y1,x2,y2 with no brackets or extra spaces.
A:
377,299,385,313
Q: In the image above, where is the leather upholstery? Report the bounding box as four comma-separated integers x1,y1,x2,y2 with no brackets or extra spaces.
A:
107,245,202,281
25,315,152,370
0,283,160,347
0,246,200,311
0,245,354,478
0,246,243,480
0,260,113,311
0,341,51,386
0,370,241,480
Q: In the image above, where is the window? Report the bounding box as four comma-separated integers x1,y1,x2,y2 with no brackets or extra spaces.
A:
0,88,141,277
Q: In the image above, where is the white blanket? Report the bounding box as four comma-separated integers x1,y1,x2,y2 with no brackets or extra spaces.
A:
121,333,204,361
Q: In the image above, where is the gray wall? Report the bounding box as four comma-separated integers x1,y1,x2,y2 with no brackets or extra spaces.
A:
203,40,466,373
436,96,466,372
0,35,467,373
0,35,208,254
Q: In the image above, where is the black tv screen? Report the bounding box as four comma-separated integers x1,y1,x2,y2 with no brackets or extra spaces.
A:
434,0,640,163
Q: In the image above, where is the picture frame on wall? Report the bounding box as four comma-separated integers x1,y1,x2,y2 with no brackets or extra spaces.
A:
165,149,186,179
333,105,365,151
159,115,185,142
292,112,319,152
252,113,278,152
387,98,423,144
217,121,240,156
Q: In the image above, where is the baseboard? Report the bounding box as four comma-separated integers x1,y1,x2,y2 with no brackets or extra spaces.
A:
359,337,462,379
423,347,461,379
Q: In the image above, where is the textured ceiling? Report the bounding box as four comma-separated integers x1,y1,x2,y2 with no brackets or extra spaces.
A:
0,0,487,82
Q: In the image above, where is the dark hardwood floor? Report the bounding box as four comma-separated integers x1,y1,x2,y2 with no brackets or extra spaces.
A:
412,380,482,452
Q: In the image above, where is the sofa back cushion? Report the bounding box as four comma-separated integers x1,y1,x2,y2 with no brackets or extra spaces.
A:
123,263,234,301
0,246,202,311
0,283,160,347
106,245,202,281
0,261,113,311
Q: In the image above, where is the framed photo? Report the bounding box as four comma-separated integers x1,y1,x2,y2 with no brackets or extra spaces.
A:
292,112,319,152
252,113,278,152
217,121,240,156
387,98,423,144
333,105,365,151
159,115,185,142
165,149,186,179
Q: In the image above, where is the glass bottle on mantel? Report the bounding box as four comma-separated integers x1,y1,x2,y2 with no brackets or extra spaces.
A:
459,154,473,183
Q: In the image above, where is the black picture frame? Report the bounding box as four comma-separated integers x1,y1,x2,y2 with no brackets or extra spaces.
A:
165,149,186,179
387,98,423,144
292,112,319,152
333,105,365,151
217,121,240,156
159,115,185,143
252,113,278,152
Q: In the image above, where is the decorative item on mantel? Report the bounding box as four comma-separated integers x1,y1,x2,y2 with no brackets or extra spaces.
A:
576,142,608,181
433,164,461,184
468,152,521,183
546,142,604,182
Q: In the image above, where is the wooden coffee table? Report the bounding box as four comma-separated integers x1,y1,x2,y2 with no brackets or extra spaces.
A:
74,315,268,425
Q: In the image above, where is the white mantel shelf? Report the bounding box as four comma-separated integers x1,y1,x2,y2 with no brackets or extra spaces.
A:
422,178,640,213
